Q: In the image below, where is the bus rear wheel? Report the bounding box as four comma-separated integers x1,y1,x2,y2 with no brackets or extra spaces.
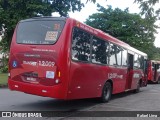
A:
100,82,112,103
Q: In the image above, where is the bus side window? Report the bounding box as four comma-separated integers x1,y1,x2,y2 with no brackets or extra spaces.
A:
72,28,91,62
116,46,122,66
152,62,155,70
91,37,109,65
134,54,140,69
139,55,144,70
109,43,117,66
122,49,127,67
157,64,160,71
109,43,122,66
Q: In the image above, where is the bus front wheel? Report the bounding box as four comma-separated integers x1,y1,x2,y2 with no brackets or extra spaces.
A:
100,82,112,103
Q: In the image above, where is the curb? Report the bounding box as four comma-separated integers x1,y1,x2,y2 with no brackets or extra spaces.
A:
0,84,8,88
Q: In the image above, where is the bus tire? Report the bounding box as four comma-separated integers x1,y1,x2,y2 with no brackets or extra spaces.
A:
100,82,112,103
133,81,140,93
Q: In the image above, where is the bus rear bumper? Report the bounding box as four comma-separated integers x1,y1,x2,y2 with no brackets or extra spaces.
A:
8,79,66,99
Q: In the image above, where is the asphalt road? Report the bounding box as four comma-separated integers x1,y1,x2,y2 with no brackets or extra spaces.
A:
0,84,160,120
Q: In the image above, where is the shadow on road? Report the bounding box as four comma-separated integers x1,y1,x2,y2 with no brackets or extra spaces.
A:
18,98,101,111
16,89,146,111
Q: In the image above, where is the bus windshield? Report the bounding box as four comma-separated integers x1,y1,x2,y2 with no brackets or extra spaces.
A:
17,20,65,45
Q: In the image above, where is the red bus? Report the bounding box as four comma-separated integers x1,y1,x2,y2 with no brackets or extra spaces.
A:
147,60,160,84
8,17,147,102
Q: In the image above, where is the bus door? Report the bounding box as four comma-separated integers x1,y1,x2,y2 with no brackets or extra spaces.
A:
126,53,134,90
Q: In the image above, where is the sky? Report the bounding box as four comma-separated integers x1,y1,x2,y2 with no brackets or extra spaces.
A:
68,0,160,47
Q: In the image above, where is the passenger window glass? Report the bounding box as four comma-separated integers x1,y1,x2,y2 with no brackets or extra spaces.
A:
157,64,160,71
122,49,127,66
72,28,91,62
109,43,122,66
134,54,140,68
116,46,122,66
152,62,155,70
139,55,144,69
109,43,117,65
91,37,110,64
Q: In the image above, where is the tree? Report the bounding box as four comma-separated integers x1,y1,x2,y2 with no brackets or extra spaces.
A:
148,46,160,60
85,4,157,58
88,0,160,20
0,0,85,51
134,0,160,20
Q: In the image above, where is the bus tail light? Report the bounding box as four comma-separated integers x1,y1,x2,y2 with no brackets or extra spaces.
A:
58,71,61,78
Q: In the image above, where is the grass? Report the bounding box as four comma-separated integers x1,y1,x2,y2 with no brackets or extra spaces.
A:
0,73,8,85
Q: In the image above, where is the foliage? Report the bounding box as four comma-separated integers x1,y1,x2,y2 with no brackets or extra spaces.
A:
85,4,157,59
149,46,160,60
134,0,160,20
0,0,85,51
0,65,8,73
0,55,8,73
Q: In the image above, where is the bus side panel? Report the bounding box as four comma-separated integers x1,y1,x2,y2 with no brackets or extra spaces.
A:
109,66,127,94
66,20,128,99
67,63,109,99
131,70,143,89
67,63,128,99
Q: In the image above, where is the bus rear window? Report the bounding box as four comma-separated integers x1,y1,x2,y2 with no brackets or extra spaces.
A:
17,20,65,44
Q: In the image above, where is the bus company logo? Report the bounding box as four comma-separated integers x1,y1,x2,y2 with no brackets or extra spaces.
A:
2,112,11,117
23,60,55,67
12,61,18,68
23,61,37,66
108,73,123,79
